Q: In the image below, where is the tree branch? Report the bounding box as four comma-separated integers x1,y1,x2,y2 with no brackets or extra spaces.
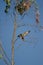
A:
11,13,17,65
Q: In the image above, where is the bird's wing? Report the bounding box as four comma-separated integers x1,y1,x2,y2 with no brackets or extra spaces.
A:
22,31,29,37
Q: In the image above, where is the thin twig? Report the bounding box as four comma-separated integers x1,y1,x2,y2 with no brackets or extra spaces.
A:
0,41,11,65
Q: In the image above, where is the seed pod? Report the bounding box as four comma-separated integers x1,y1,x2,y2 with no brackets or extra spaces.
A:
36,10,40,24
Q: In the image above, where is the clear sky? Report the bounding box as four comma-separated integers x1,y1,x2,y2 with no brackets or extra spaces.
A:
0,0,43,65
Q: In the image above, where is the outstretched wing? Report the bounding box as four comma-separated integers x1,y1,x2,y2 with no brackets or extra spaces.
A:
22,30,30,37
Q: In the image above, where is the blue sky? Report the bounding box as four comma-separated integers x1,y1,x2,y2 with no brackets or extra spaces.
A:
0,0,43,65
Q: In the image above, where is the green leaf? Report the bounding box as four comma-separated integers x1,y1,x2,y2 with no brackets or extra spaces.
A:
0,47,2,50
0,54,3,59
4,0,11,5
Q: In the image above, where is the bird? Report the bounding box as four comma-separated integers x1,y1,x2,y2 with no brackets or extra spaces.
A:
17,30,31,41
